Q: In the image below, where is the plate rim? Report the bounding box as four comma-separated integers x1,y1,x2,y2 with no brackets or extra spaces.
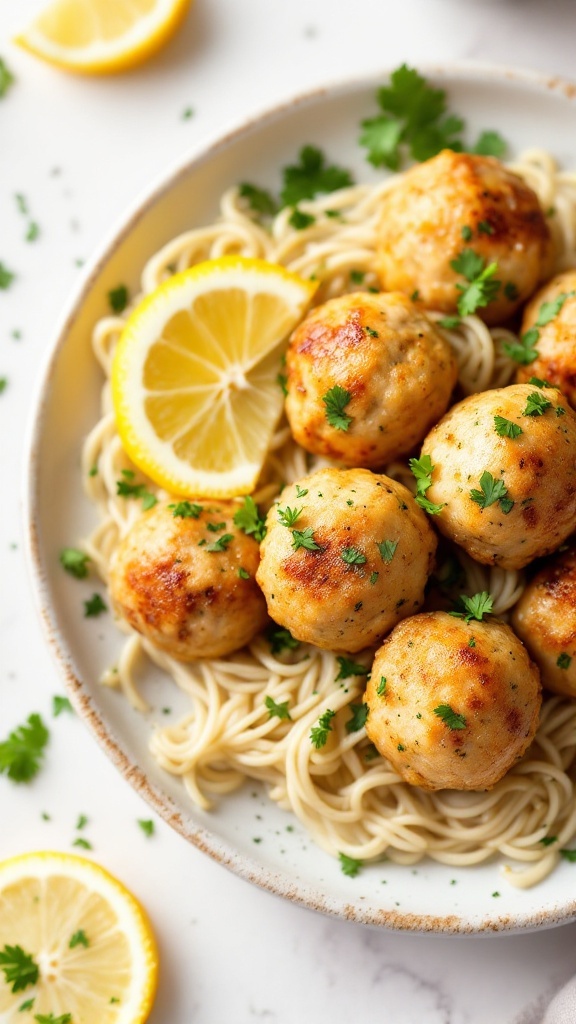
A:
23,60,576,935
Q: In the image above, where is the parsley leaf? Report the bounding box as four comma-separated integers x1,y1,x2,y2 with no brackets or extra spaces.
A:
322,385,352,431
288,209,315,230
535,291,575,327
34,1015,72,1024
0,377,7,394
438,316,462,329
83,593,107,618
238,182,278,218
523,391,552,417
346,703,369,733
72,838,92,850
19,999,35,1012
233,496,267,542
502,328,539,365
0,714,49,783
338,852,363,877
310,709,336,749
341,547,366,565
115,470,157,509
359,116,404,170
69,929,89,948
60,547,90,579
267,625,300,655
0,945,39,992
138,819,155,837
470,471,513,513
206,533,233,553
473,130,507,158
377,539,398,564
280,146,353,206
0,263,15,290
377,676,387,696
416,496,446,515
291,528,320,551
277,505,304,528
433,704,467,730
557,653,572,670
0,57,14,99
450,250,501,316
335,656,369,681
53,696,73,717
264,695,292,721
494,415,523,439
451,591,494,623
409,454,445,515
168,501,202,519
108,285,129,314
528,377,559,390
295,485,308,498
238,567,250,579
560,849,576,862
277,371,288,396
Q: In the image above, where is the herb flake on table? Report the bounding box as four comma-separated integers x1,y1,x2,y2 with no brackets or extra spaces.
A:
83,593,107,618
138,819,155,837
0,714,49,783
0,263,15,290
338,852,363,877
0,57,14,98
53,696,73,717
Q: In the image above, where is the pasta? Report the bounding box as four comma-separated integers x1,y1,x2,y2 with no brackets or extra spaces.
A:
82,150,576,887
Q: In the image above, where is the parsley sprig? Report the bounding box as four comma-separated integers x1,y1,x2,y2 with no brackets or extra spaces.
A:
335,656,369,681
0,714,49,783
341,547,366,565
233,496,267,542
267,625,300,655
0,944,39,993
280,146,353,206
168,501,202,519
291,528,320,551
265,695,292,721
408,454,445,515
450,250,501,316
277,505,304,528
450,591,494,623
322,385,353,431
470,471,513,514
60,547,90,579
433,704,467,730
116,470,157,510
338,852,363,877
310,709,336,749
502,329,539,366
346,703,369,733
494,415,523,439
523,391,552,417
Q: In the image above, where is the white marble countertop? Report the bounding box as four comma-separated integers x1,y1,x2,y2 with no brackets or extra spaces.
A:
3,0,576,1020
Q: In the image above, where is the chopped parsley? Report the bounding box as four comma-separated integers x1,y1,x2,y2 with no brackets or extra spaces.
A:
0,714,49,782
474,130,507,158
72,838,92,850
116,470,157,510
494,415,523,439
233,496,267,541
461,225,472,242
53,696,73,717
310,709,336,749
338,852,363,877
478,220,494,235
108,285,129,314
502,329,539,365
277,372,288,396
291,527,320,551
238,567,250,579
288,209,315,230
83,593,107,618
350,270,365,285
560,849,576,862
523,391,552,417
264,695,292,721
341,547,366,565
0,57,14,98
504,282,519,302
364,325,379,338
346,703,369,733
322,385,353,431
267,625,300,655
19,999,35,1012
433,704,467,730
137,819,155,837
450,250,500,316
69,929,89,948
277,505,304,528
295,485,308,498
409,454,445,515
238,182,278,217
451,591,494,623
168,501,202,518
280,145,353,206
469,471,513,514
26,222,40,243
206,521,226,532
377,539,398,563
60,547,90,579
335,656,369,681
557,653,572,670
369,571,379,585
206,533,233,553
535,291,575,327
0,263,15,290
75,814,88,829
539,836,558,847
377,676,387,696
438,316,462,329
0,378,7,394
528,377,559,390
34,1015,72,1024
0,946,38,993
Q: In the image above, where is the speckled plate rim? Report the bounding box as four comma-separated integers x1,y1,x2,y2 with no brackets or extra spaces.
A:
23,61,576,935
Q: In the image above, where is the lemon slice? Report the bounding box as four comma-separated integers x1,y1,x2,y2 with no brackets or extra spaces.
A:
111,256,317,498
0,851,158,1023
14,0,192,75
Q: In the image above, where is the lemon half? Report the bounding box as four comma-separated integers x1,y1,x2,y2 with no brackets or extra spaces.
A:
111,256,317,498
14,0,192,75
0,852,158,1023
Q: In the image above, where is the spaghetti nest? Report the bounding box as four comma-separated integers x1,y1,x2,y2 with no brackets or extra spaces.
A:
82,149,576,888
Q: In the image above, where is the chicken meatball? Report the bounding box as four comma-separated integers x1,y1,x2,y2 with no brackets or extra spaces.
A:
109,500,268,660
421,382,576,569
516,270,576,407
256,467,436,652
512,543,576,698
364,611,541,790
285,291,457,466
376,150,551,325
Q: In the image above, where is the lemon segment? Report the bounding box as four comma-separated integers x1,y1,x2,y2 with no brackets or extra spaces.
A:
0,852,158,1023
111,256,317,498
14,0,192,75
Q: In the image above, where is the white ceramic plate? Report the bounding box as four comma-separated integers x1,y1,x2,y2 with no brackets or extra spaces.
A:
25,64,576,934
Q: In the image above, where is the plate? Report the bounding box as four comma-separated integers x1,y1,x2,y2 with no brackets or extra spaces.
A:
25,64,576,934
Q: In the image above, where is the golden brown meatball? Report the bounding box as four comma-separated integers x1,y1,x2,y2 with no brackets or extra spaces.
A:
109,500,268,660
516,270,576,406
512,543,576,698
376,150,551,324
256,467,436,652
364,611,541,790
421,382,576,569
285,291,457,466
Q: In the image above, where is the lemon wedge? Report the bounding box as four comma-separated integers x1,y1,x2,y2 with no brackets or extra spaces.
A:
111,256,317,498
0,851,158,1023
14,0,192,75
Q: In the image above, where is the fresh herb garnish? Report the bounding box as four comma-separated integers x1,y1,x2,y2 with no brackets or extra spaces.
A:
0,945,39,992
53,696,73,717
108,285,129,314
560,849,576,862
478,220,494,235
277,505,304,528
291,528,320,551
377,676,387,696
341,547,366,565
310,709,336,749
338,852,363,877
238,182,278,218
450,591,493,623
346,703,369,733
267,625,300,655
60,547,90,579
277,372,288,396
461,225,472,242
502,329,539,365
76,814,88,830
295,485,308,498
83,593,107,618
523,391,552,417
438,316,462,329
34,1015,72,1024
206,521,226,533
26,223,40,243
470,471,513,514
280,145,353,206
264,695,292,721
494,415,523,439
238,567,250,579
233,496,267,542
369,571,379,585
69,929,89,948
364,325,379,338
0,263,15,290
322,385,353,431
377,539,398,563
116,470,157,510
409,454,445,515
0,714,49,782
539,836,558,847
335,656,369,681
72,838,92,850
0,57,14,99
450,250,500,316
138,819,155,837
504,282,519,302
433,704,467,730
288,209,315,230
206,533,233,553
535,291,575,327
557,653,572,670
473,130,507,158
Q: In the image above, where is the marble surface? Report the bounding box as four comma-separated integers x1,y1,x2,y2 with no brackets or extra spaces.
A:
3,0,576,1020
